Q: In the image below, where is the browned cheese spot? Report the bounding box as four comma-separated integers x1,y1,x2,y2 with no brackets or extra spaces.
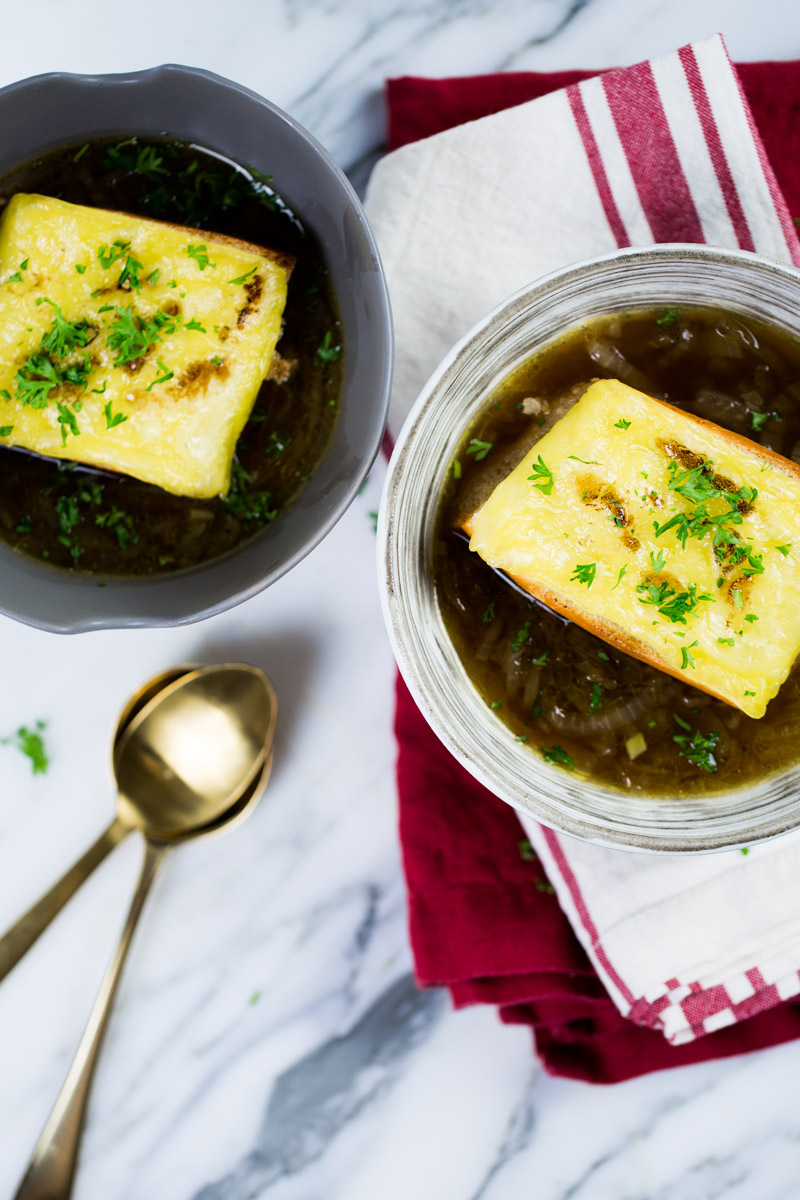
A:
661,439,703,468
123,353,149,375
175,358,229,396
622,532,641,552
236,274,263,328
727,575,753,610
576,474,632,527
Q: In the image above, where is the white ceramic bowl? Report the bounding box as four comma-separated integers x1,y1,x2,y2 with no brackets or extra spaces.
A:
379,244,800,854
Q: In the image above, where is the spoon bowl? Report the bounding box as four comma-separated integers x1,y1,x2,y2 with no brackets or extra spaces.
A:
114,664,277,839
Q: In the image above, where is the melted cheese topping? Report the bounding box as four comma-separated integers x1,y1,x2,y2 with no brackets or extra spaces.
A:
0,193,292,497
468,378,800,718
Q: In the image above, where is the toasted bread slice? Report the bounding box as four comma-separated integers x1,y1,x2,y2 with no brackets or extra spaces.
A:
464,378,800,718
0,193,294,497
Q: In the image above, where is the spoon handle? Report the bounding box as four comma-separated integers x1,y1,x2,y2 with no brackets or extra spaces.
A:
13,839,167,1200
0,816,130,985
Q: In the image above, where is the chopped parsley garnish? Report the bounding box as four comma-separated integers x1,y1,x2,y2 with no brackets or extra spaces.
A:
14,353,61,407
92,381,107,395
511,620,532,652
656,308,680,327
0,425,12,437
611,565,627,590
597,650,610,662
185,318,206,332
480,602,496,624
106,305,178,365
107,139,285,225
221,460,277,527
718,636,735,646
73,143,90,163
673,715,720,773
75,263,87,274
95,505,138,548
528,455,554,494
98,239,131,270
518,838,536,861
117,255,143,292
589,682,603,714
56,402,80,445
104,401,128,429
466,438,493,460
680,642,698,670
267,431,288,457
741,553,764,577
744,613,759,624
652,458,757,564
146,268,161,286
777,543,792,557
570,562,596,588
744,689,756,697
146,359,175,391
568,455,598,465
531,649,550,666
649,549,666,571
186,243,215,270
613,417,631,430
37,298,93,360
751,411,770,433
211,354,223,366
1,720,49,774
315,331,341,363
7,258,28,283
490,700,502,710
230,265,258,285
541,744,575,771
636,579,712,624
104,139,169,179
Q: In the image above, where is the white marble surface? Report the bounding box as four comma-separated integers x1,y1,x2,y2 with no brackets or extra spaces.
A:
2,3,800,1198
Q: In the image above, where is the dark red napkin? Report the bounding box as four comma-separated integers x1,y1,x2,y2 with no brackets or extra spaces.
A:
390,62,800,1084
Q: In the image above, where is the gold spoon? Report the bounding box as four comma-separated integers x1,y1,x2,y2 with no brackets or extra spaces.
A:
0,664,199,985
13,663,277,1200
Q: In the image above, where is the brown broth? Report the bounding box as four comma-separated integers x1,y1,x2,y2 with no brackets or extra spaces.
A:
435,306,800,795
0,137,343,575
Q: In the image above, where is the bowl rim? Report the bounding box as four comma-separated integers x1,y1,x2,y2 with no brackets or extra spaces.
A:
0,64,393,633
379,241,800,854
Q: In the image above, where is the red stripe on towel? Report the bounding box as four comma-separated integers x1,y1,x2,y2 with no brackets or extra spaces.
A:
566,84,629,248
539,825,635,1006
725,51,800,265
602,61,705,244
678,44,755,252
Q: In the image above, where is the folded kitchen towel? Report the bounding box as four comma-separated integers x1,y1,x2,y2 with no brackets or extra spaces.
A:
366,39,800,1077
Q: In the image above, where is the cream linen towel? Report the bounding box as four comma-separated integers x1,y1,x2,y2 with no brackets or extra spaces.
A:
366,34,800,1044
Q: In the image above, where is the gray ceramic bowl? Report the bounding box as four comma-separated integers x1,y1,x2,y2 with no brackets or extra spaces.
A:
380,244,800,854
0,65,392,632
